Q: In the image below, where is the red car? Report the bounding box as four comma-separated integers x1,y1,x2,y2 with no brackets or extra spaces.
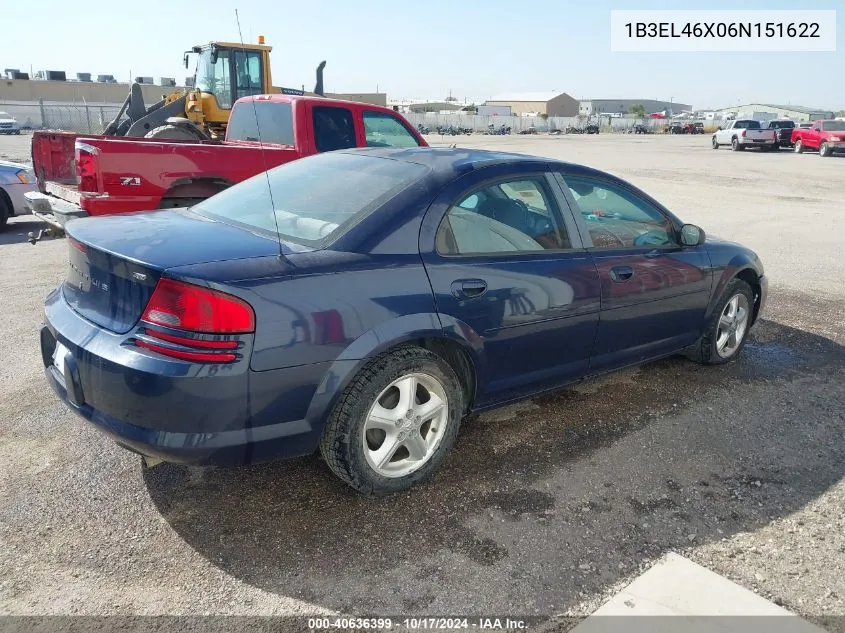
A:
791,119,845,157
26,94,427,241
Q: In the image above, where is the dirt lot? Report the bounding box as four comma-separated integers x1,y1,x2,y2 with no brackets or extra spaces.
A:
0,133,843,630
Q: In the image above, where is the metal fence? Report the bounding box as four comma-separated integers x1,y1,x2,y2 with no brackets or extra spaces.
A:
0,101,122,133
403,112,719,134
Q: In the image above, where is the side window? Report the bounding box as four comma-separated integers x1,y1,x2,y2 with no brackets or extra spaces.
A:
312,106,357,152
363,112,420,148
563,175,677,249
436,177,571,255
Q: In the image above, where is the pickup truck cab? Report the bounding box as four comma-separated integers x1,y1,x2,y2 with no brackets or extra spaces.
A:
712,119,777,151
791,119,845,157
25,94,427,240
763,119,796,148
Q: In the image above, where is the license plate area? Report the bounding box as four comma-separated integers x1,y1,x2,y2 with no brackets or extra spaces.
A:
52,342,70,387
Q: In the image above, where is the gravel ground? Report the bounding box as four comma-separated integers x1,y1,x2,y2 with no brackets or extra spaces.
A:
0,133,843,631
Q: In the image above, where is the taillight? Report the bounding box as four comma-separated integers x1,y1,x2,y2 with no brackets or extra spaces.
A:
137,278,255,363
742,129,747,137
75,142,99,192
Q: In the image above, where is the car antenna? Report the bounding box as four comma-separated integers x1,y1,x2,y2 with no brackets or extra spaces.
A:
235,8,285,261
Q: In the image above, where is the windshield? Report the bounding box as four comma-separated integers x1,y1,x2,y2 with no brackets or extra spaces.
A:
822,121,845,131
194,47,232,109
192,152,430,246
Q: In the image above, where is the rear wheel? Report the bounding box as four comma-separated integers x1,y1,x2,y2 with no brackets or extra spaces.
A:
319,346,465,496
731,137,742,151
144,124,206,141
688,278,754,365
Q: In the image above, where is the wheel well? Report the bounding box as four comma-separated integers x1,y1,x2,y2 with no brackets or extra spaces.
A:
408,337,477,412
735,268,762,322
157,179,231,209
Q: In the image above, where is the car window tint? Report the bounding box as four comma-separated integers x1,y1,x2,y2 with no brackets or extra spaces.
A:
363,112,420,147
312,106,357,152
437,177,571,255
563,175,677,249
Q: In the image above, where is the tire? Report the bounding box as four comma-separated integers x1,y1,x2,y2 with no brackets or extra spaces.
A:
144,123,205,140
794,139,804,153
319,345,465,496
0,193,10,233
687,278,754,365
712,136,719,149
819,142,831,157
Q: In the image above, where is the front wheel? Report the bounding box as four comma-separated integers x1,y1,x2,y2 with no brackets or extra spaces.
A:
712,136,719,149
819,142,831,157
688,278,754,365
319,346,465,496
794,139,804,153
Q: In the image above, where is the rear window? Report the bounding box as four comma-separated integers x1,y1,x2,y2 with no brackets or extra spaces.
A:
226,101,294,145
736,120,760,129
192,152,430,246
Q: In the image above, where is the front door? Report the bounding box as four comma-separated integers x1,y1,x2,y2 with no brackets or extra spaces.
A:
554,171,712,372
420,164,602,406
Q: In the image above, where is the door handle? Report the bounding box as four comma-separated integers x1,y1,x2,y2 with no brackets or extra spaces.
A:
609,265,634,282
451,279,488,299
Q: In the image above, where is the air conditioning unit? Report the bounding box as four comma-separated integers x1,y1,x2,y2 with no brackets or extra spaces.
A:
97,74,116,83
134,76,154,85
76,73,92,82
46,70,67,81
159,77,176,87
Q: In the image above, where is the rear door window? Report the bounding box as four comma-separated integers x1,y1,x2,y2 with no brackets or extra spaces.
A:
363,111,420,147
226,101,294,145
312,106,357,152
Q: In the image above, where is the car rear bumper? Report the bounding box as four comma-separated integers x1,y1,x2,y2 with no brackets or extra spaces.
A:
40,288,329,466
25,191,88,230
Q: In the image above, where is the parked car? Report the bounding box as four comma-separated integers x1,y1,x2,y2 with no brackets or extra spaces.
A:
763,119,796,148
0,161,35,230
791,119,845,157
39,147,767,495
0,112,21,135
712,120,778,151
629,124,650,134
692,122,705,134
583,124,600,134
25,94,428,241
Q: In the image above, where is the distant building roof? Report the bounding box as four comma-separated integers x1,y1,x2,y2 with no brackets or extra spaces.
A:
487,92,563,103
717,103,833,115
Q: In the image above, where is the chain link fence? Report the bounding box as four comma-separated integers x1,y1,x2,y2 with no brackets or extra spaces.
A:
0,101,123,133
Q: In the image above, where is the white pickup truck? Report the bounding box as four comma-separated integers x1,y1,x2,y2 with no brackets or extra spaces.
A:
712,119,777,151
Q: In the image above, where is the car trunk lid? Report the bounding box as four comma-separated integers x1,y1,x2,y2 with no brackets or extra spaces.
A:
62,208,310,334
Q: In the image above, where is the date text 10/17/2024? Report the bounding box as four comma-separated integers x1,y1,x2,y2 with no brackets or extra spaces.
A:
308,617,529,630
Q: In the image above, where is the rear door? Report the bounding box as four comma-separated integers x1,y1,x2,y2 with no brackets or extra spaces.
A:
553,170,712,372
420,162,601,405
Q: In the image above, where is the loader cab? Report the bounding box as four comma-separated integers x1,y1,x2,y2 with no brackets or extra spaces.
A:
187,40,274,135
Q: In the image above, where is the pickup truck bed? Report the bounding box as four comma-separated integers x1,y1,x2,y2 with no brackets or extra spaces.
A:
26,94,427,241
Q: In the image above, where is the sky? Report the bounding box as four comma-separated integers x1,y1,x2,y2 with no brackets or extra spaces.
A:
2,0,843,110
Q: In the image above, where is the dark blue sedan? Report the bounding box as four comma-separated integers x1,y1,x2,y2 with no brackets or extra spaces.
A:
40,147,767,495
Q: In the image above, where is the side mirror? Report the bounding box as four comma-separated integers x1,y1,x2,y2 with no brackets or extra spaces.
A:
210,46,219,64
681,224,706,246
183,54,189,69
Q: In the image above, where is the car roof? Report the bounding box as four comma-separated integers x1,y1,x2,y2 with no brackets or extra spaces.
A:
334,146,613,181
237,93,395,112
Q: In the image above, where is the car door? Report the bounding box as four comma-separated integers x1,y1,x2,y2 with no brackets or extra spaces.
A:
419,163,601,406
715,122,730,144
553,170,712,372
808,122,822,149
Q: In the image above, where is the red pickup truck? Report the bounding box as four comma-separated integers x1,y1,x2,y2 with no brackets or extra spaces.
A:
25,94,427,242
791,119,845,157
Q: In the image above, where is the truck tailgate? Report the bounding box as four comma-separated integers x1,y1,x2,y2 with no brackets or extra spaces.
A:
31,131,80,186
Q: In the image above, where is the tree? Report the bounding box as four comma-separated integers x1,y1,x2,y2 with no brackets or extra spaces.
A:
630,104,647,119
836,110,845,118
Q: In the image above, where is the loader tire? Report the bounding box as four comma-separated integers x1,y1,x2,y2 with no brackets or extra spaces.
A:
145,124,205,141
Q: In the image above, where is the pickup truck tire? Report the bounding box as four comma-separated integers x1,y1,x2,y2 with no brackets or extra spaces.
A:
819,142,832,157
712,136,719,149
731,137,742,151
319,345,464,496
145,124,205,141
794,139,804,153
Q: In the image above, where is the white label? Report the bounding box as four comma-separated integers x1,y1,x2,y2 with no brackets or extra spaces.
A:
610,10,836,52
53,342,69,381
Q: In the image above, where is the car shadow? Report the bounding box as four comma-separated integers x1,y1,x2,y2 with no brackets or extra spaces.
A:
143,312,845,619
0,216,48,246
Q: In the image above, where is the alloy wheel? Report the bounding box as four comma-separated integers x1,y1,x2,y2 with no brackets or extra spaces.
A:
716,294,750,359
